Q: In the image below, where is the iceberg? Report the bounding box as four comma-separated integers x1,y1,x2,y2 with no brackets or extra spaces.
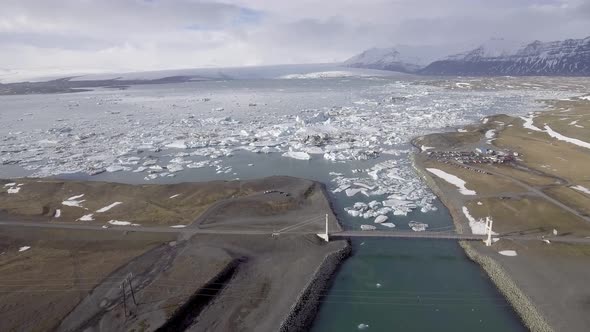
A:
282,151,311,160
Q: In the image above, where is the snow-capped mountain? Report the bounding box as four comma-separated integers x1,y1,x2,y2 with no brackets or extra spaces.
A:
420,37,590,76
343,47,423,73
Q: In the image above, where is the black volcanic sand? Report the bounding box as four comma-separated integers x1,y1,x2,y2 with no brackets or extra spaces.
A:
0,176,348,332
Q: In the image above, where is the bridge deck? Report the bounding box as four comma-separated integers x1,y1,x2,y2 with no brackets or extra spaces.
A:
331,230,486,241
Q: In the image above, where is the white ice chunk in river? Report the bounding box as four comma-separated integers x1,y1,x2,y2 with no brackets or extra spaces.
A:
374,215,388,224
282,151,311,160
426,168,476,195
165,140,188,149
96,202,122,213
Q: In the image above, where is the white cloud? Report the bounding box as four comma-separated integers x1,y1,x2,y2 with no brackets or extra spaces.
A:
0,0,588,75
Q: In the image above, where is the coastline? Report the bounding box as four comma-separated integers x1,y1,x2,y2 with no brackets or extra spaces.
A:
410,136,551,331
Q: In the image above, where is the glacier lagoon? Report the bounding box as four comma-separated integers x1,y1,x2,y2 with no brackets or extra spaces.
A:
1,68,578,330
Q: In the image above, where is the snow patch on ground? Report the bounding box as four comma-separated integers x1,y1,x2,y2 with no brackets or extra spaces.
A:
78,214,94,221
19,246,31,252
544,125,590,149
62,194,86,208
499,250,517,257
520,115,543,132
107,220,140,226
54,209,61,218
462,207,497,235
571,185,590,195
426,168,476,195
170,225,187,228
96,202,122,213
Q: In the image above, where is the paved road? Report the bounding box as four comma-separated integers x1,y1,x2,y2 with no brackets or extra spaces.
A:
2,220,590,244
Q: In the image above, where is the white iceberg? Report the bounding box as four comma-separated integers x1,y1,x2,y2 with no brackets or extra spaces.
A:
282,151,311,160
374,215,388,224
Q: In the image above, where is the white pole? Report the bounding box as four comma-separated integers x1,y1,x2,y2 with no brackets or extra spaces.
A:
485,217,493,247
325,214,329,238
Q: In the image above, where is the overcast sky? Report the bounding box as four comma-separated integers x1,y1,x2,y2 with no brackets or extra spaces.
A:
1,0,589,74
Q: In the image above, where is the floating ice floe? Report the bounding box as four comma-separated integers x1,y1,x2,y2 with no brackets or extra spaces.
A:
408,221,428,232
360,225,377,231
579,95,590,101
19,246,31,252
498,250,517,257
544,125,590,149
78,214,94,221
282,151,311,160
357,323,370,330
374,215,388,224
96,202,122,213
571,185,590,195
381,222,396,228
426,168,476,195
62,194,86,208
106,165,131,173
107,220,140,226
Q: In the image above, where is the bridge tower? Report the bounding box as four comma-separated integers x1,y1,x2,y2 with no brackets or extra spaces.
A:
317,214,330,242
484,217,494,247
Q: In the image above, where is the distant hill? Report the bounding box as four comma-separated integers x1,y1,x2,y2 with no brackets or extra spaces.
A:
342,47,424,73
421,37,590,76
345,37,590,76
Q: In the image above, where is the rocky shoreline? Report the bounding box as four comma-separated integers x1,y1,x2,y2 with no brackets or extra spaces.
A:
278,239,351,332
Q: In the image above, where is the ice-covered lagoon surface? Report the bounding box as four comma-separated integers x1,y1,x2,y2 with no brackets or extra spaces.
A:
2,73,564,330
0,75,574,232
